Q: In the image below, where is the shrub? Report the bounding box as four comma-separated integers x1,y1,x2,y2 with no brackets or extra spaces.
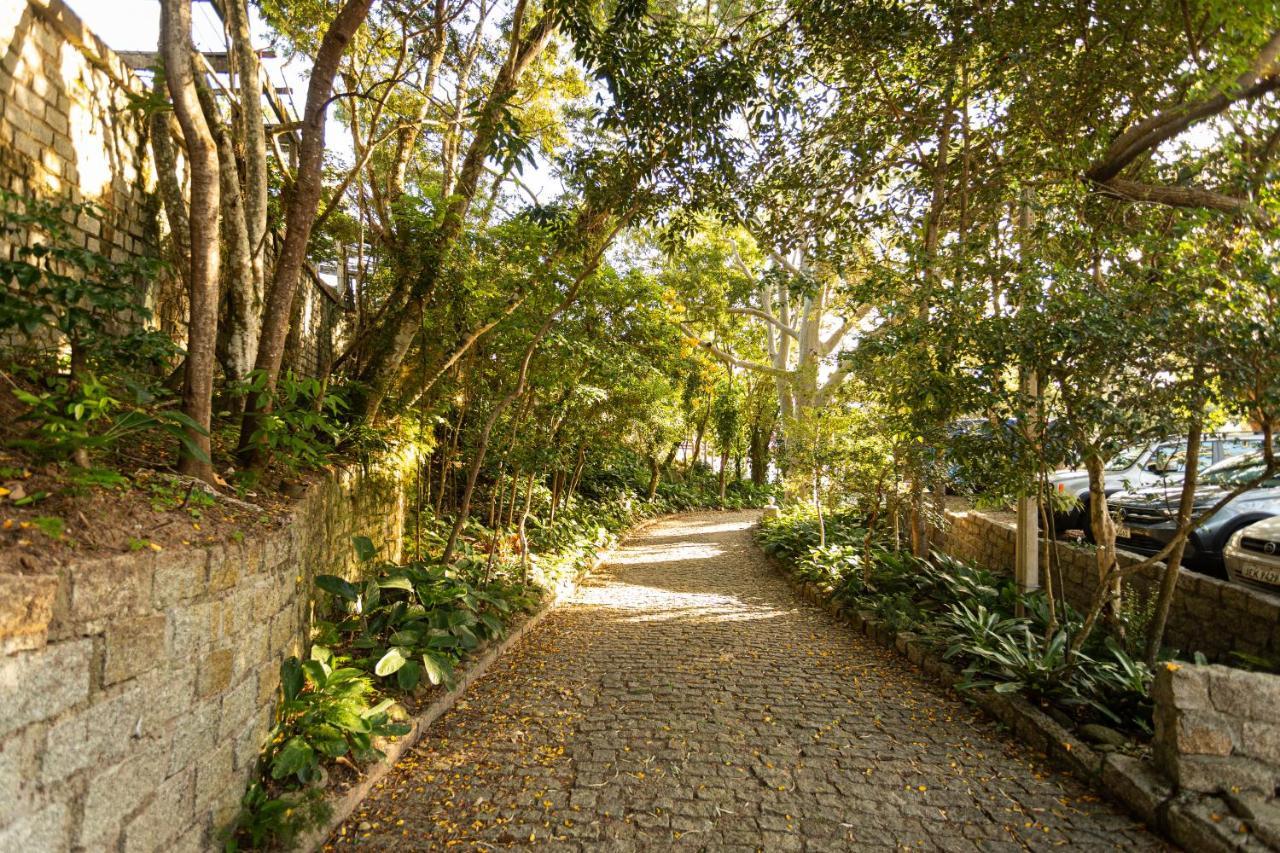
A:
315,537,540,693
760,504,1155,733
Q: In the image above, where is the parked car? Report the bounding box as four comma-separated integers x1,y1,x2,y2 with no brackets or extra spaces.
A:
1048,433,1265,537
1225,516,1280,593
1108,451,1280,575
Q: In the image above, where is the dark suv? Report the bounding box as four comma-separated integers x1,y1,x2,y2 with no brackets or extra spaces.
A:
1109,451,1280,575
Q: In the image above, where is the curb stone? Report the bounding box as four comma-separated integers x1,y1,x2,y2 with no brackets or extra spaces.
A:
296,514,669,852
760,539,1270,852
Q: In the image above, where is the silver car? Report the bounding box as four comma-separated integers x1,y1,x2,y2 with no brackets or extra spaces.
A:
1225,516,1280,592
1048,434,1265,537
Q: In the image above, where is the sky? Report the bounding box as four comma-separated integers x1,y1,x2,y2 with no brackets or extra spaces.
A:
67,0,564,202
68,0,330,148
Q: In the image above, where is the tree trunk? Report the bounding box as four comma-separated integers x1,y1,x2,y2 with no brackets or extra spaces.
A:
646,456,661,500
908,475,929,558
548,468,562,525
567,443,587,505
518,468,536,580
813,465,825,548
507,471,521,527
149,111,190,297
68,337,90,469
690,408,709,468
718,448,729,503
436,400,466,515
223,0,267,383
749,423,768,485
195,73,256,397
1084,452,1123,634
442,395,509,563
161,0,220,483
1145,419,1205,664
350,15,558,423
238,0,374,468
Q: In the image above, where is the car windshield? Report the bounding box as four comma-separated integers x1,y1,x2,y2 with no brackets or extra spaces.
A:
1105,445,1146,471
1201,452,1280,488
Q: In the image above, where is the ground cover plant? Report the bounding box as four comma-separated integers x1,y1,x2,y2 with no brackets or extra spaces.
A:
759,505,1158,736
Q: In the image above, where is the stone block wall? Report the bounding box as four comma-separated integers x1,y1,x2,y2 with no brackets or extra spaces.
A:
935,506,1280,662
0,0,349,376
0,450,416,851
0,0,181,332
1153,663,1280,796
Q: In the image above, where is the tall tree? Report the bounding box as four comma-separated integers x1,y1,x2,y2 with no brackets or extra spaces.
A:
159,0,221,482
237,0,376,467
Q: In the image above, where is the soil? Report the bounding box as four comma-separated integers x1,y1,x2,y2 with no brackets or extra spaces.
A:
0,383,316,574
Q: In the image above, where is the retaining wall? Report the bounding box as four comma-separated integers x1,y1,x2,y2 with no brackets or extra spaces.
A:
936,506,1280,663
0,451,415,851
1153,663,1280,797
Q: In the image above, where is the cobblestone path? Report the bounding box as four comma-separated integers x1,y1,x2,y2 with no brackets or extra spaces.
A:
327,511,1165,851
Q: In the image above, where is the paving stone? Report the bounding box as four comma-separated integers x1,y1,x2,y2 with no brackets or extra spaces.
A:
325,512,1167,850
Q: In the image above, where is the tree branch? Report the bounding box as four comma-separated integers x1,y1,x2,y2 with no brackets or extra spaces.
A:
679,324,790,377
1087,30,1280,184
729,306,799,339
1095,175,1273,221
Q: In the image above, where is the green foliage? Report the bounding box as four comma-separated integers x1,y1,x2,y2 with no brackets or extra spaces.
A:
237,371,346,472
267,649,409,785
0,189,202,468
224,647,409,850
0,189,166,360
10,376,208,466
221,783,329,852
761,506,1156,733
315,539,540,693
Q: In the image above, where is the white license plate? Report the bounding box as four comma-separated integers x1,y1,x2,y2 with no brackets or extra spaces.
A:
1115,525,1131,539
1238,561,1280,588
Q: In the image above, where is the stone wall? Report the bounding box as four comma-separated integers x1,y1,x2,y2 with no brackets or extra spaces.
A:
0,0,348,375
0,0,179,328
1153,663,1280,796
935,506,1280,663
0,450,415,851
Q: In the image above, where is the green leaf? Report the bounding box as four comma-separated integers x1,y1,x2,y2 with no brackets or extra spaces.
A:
301,659,327,687
328,705,372,734
421,651,454,687
374,646,409,677
479,612,506,637
280,657,304,702
378,576,414,592
396,660,422,691
310,724,350,758
352,535,378,563
364,698,395,718
270,736,315,781
315,574,359,601
388,629,421,646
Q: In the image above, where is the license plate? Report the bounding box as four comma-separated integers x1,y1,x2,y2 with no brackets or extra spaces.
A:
1115,525,1131,539
1238,561,1280,588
